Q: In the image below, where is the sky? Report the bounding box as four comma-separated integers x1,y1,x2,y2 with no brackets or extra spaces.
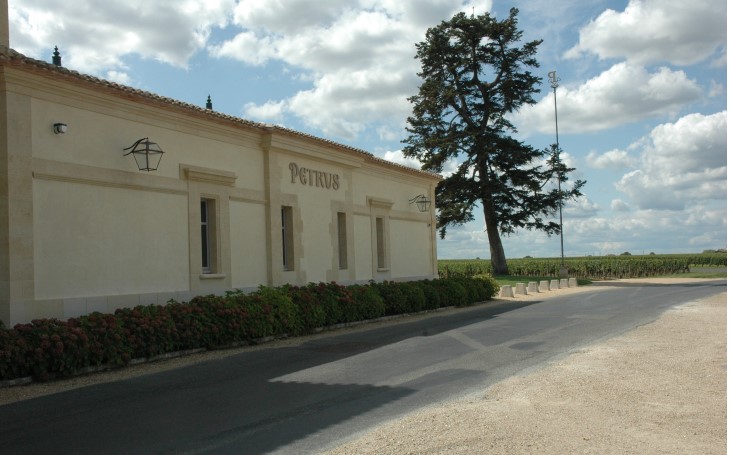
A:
8,0,727,259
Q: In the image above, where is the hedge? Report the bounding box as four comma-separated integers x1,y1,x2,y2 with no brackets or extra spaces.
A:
0,276,499,382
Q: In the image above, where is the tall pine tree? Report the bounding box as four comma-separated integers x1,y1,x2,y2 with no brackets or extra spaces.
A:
403,8,584,275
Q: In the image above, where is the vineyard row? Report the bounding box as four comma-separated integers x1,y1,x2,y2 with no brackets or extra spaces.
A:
438,254,726,279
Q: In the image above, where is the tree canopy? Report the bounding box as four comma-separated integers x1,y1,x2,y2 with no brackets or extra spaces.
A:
403,8,585,275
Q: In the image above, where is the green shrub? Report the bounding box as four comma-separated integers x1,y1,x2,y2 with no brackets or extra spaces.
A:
464,274,500,301
245,286,300,338
202,296,252,346
431,279,469,307
399,282,426,313
348,284,386,321
0,327,29,379
310,282,344,325
14,319,73,381
0,277,500,382
373,281,410,315
115,304,177,359
474,274,500,301
288,284,328,333
417,280,441,310
451,277,481,303
70,312,130,367
163,301,209,349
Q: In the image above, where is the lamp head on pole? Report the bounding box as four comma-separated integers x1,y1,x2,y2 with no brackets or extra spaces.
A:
548,70,560,89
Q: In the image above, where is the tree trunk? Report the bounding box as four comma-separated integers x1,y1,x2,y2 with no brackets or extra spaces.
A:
482,195,509,276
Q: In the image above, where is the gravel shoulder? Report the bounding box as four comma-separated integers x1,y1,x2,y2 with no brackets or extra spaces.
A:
323,281,727,455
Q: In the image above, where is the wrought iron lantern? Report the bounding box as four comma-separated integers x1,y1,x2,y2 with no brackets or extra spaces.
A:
123,138,164,172
409,194,431,212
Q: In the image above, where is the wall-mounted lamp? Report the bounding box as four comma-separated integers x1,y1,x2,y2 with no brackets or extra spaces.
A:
409,194,431,212
123,138,164,172
53,123,68,134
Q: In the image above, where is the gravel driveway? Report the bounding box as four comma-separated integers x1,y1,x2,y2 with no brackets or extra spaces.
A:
323,281,726,454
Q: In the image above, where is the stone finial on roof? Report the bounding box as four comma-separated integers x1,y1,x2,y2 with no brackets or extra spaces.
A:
205,95,212,110
52,46,61,67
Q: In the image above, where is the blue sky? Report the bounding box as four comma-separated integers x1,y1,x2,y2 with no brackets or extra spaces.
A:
9,0,727,259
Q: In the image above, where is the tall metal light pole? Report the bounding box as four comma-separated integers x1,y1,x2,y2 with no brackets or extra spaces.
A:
548,70,566,276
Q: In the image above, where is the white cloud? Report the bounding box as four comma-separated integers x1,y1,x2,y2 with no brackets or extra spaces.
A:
9,0,234,74
376,126,401,142
611,199,630,211
517,63,702,135
615,111,727,210
565,0,727,65
708,80,725,98
439,159,461,178
586,149,637,169
380,150,462,179
242,100,287,123
382,150,422,170
105,70,132,85
231,0,345,35
208,31,275,66
283,67,417,138
564,195,600,218
561,205,727,256
230,0,487,36
210,0,484,141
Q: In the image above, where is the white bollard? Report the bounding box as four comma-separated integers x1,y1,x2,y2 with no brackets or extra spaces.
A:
560,278,568,288
528,281,539,292
539,280,550,292
500,285,514,298
515,282,528,295
568,277,578,287
549,279,560,290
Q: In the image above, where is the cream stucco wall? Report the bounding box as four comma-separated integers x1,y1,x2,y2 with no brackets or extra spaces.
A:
389,218,435,277
0,51,440,325
33,179,189,299
353,214,375,281
230,200,268,288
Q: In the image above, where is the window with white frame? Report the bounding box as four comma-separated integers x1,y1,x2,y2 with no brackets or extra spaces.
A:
200,198,217,273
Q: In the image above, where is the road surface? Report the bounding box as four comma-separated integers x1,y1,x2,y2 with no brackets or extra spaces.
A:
0,279,725,454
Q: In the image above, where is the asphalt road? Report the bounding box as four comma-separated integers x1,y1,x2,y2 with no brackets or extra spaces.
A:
0,279,725,454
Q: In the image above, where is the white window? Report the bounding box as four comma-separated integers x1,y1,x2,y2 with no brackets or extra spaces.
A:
200,198,217,273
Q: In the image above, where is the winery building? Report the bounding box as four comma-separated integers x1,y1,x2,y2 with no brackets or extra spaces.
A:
0,14,439,325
